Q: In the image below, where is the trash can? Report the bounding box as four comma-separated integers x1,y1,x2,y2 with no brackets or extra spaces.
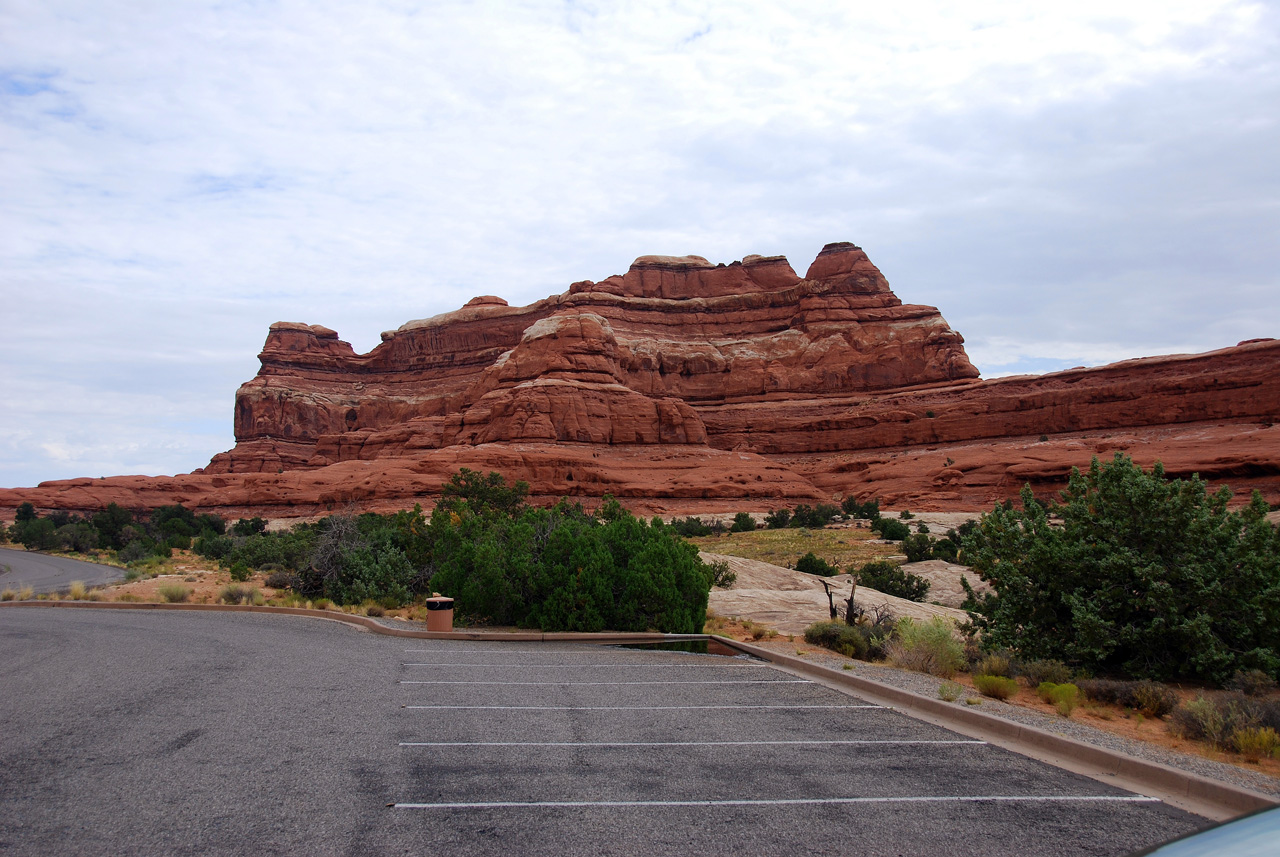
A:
425,596,454,632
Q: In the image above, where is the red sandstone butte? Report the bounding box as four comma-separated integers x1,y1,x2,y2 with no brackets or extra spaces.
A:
3,243,1278,518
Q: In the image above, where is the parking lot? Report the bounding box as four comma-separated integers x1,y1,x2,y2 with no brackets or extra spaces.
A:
1,609,1204,855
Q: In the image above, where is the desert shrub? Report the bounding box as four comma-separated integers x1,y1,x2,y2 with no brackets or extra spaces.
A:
228,562,251,582
842,497,881,520
1169,693,1262,748
871,517,911,541
1078,678,1124,705
843,602,898,659
0,589,15,602
219,584,254,605
931,537,959,562
899,510,914,519
938,681,963,702
88,503,134,549
1261,700,1280,732
795,552,839,577
13,518,59,551
427,490,711,633
669,516,714,537
66,581,87,600
974,653,1014,678
1036,682,1080,716
1128,680,1179,718
973,674,1019,700
902,534,934,563
1019,659,1074,687
729,512,756,533
157,584,190,603
165,534,192,552
363,601,386,617
117,540,152,563
790,504,840,529
803,621,869,660
886,616,965,678
56,523,99,553
961,455,1280,684
1228,669,1278,697
1232,727,1280,761
264,570,302,590
321,534,415,607
231,516,268,537
705,559,736,589
764,509,791,529
855,560,930,602
1169,697,1221,744
193,534,233,560
1075,678,1177,716
225,530,314,572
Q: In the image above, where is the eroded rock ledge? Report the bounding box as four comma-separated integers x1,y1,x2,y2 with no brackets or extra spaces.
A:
4,243,1278,517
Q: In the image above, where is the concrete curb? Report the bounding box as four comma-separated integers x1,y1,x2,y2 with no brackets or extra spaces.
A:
713,636,1278,821
5,600,1275,820
0,599,703,644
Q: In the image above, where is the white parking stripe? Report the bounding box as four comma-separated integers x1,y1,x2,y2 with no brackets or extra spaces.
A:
403,704,883,710
393,795,1161,809
400,663,763,668
398,680,809,685
403,648,675,653
400,739,984,747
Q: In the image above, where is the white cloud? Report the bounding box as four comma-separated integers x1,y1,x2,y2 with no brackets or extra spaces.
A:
1,0,1278,486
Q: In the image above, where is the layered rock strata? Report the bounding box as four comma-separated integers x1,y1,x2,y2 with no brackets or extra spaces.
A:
3,243,1278,517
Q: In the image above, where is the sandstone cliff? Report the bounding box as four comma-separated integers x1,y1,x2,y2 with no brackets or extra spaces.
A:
3,243,1278,517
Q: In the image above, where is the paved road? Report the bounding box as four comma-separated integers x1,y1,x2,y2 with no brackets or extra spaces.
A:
0,608,1205,856
0,547,125,594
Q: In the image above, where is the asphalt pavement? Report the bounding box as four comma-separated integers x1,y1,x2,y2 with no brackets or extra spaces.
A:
0,547,125,594
0,608,1207,856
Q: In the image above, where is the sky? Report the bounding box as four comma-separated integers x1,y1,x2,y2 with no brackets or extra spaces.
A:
2,0,1278,489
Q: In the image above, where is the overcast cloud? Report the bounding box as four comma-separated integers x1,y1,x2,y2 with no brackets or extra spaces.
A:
2,0,1278,488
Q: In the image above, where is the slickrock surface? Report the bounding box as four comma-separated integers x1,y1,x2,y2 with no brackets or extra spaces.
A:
4,243,1279,516
702,551,969,636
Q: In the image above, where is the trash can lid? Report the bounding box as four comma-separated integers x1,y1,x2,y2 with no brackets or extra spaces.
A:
425,597,454,610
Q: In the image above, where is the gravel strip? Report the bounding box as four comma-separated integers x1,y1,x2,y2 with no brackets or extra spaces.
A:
755,640,1280,799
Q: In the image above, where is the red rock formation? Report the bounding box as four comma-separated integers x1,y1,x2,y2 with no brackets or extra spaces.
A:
2,243,1278,518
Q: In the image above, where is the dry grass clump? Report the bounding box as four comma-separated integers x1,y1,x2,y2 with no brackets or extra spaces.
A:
63,581,102,601
885,616,964,678
973,674,1019,700
219,584,262,605
157,584,190,603
1036,682,1080,717
938,681,963,702
1232,727,1280,762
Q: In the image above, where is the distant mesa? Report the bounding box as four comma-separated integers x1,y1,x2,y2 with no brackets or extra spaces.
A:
3,242,1279,518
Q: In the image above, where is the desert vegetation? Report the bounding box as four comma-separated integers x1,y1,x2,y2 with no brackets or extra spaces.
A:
3,470,716,633
961,453,1280,685
186,470,714,632
4,500,225,559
